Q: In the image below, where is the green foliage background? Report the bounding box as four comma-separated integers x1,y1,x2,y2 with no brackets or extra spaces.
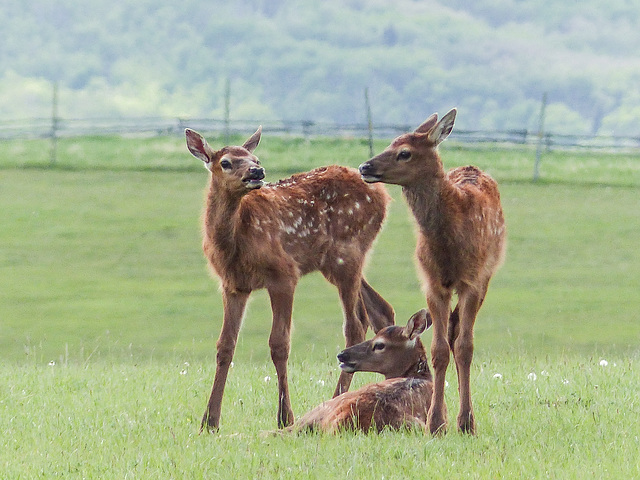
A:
3,0,640,134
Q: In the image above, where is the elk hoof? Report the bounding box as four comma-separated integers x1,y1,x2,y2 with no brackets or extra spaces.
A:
200,414,220,434
457,412,476,435
428,412,448,436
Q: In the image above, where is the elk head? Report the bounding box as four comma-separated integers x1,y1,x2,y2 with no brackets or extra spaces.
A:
185,127,265,193
358,109,457,186
337,309,432,379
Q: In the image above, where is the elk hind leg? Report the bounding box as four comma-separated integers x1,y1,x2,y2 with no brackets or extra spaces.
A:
333,276,368,397
453,288,484,435
427,289,453,435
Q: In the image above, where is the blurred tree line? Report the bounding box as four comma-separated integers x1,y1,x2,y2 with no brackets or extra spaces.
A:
1,0,640,135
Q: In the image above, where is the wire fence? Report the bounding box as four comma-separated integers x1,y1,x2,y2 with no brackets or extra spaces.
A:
2,116,640,152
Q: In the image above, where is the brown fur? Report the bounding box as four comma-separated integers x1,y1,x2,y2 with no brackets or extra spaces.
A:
359,109,506,435
185,127,395,432
290,310,433,433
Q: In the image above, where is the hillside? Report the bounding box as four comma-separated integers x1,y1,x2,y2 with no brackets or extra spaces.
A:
2,0,640,135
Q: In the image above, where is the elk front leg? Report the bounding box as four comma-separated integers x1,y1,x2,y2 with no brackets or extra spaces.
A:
267,284,296,428
426,288,453,435
201,289,249,433
453,287,484,435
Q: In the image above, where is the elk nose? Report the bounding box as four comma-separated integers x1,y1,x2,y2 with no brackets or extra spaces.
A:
358,162,372,175
249,166,265,179
337,351,348,363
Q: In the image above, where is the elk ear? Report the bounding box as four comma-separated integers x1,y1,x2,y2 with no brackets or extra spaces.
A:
405,309,431,340
242,125,262,153
427,108,457,146
414,113,438,134
185,129,214,164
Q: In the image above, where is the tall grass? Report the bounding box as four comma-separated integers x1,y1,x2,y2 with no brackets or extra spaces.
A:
1,356,638,478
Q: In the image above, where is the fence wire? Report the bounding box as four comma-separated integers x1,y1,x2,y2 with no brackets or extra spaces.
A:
1,117,640,152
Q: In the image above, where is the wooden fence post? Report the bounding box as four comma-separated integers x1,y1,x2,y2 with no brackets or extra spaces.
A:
49,82,59,166
224,78,231,144
364,87,374,157
533,92,547,182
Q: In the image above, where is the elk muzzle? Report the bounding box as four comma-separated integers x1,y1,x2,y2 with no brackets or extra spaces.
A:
242,166,265,189
337,342,370,373
358,161,382,183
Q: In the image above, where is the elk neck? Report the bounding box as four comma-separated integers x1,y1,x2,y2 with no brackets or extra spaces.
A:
401,167,455,237
397,340,432,381
203,178,250,255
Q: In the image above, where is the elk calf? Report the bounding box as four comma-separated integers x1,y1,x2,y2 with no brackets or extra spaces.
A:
185,127,394,432
290,310,433,433
359,109,506,435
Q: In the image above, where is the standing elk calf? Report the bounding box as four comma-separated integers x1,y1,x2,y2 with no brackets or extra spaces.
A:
359,109,506,435
185,127,395,432
289,310,433,433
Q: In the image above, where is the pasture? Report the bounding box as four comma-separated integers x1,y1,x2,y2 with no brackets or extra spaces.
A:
1,134,639,478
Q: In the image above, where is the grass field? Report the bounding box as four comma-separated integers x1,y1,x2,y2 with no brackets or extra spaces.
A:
1,134,640,478
2,357,639,478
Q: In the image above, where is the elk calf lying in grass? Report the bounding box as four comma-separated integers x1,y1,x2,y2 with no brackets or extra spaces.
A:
289,310,433,433
359,109,506,435
185,127,394,432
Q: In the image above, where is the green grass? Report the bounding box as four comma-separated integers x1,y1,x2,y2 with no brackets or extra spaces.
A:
1,134,640,478
2,357,639,478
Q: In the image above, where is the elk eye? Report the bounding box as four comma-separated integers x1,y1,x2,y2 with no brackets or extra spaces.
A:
220,159,232,169
372,342,385,352
397,150,411,161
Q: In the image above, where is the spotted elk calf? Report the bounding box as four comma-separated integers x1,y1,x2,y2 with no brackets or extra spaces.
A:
290,310,433,433
359,109,506,435
185,127,395,432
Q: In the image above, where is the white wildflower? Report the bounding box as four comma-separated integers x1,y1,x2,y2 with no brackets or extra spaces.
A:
562,379,570,385
180,369,188,375
48,360,56,366
317,380,325,387
599,359,608,367
264,375,271,383
527,372,537,381
541,370,549,376
493,373,503,380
